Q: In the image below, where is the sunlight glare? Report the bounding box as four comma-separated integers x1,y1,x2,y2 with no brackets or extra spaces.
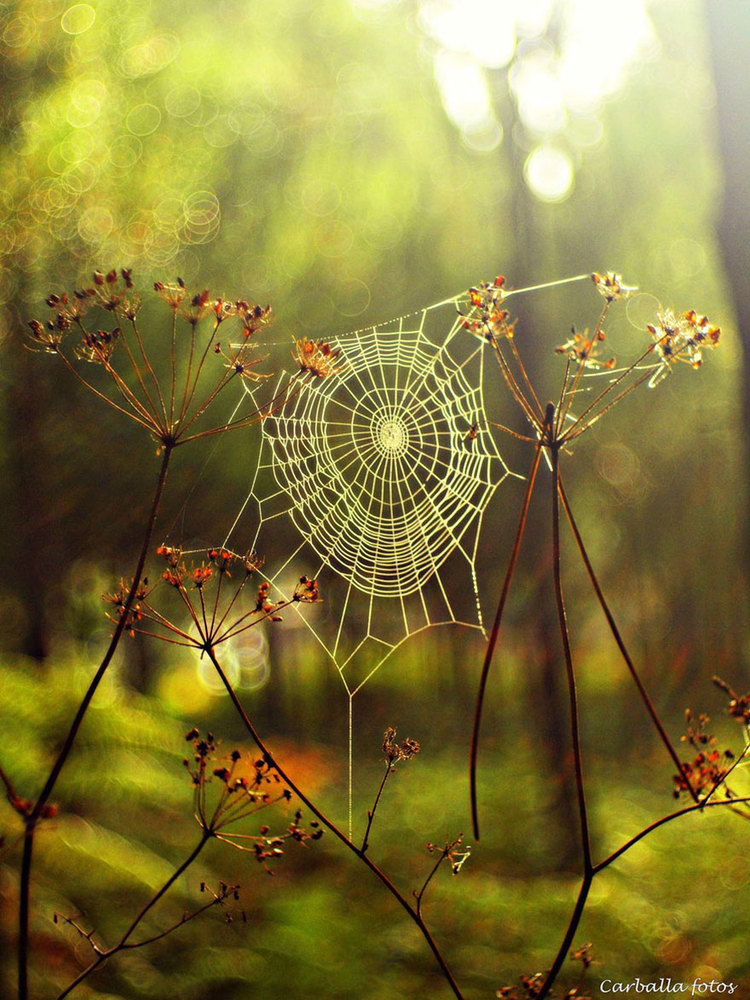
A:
419,0,517,70
434,50,495,131
510,45,566,135
559,0,657,112
523,145,574,201
418,0,657,182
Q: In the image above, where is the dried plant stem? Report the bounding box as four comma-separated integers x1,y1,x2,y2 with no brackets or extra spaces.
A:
556,302,611,431
538,874,593,1000
72,317,159,425
56,830,212,999
414,848,448,919
536,444,592,1000
114,319,165,424
18,445,173,1000
179,322,220,426
470,442,542,839
560,341,662,444
594,792,750,875
534,790,750,1000
550,447,592,870
507,337,544,421
55,351,155,433
361,766,391,854
557,477,699,803
204,647,465,1000
535,450,750,1000
490,340,543,428
178,379,300,445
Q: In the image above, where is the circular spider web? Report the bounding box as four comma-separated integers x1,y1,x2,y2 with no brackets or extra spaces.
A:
228,299,517,687
266,325,499,600
224,296,518,832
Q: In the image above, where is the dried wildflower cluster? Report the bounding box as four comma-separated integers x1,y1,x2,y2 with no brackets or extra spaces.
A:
673,710,736,800
292,337,344,378
647,308,721,384
425,834,471,876
672,679,750,809
458,269,723,451
47,726,324,997
198,881,244,924
590,271,636,303
152,279,272,338
361,727,422,854
458,275,516,342
554,327,614,371
382,727,421,767
105,546,320,653
104,577,150,637
28,269,279,448
412,831,472,919
713,676,750,727
184,729,321,868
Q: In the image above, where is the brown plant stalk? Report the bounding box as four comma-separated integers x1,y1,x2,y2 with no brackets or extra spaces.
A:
18,443,172,1000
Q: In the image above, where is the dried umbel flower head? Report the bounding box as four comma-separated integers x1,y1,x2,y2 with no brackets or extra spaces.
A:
591,271,637,302
105,544,320,654
673,710,736,800
546,280,722,446
458,276,516,343
182,729,321,871
713,676,750,727
458,269,724,456
555,327,615,371
213,339,272,382
292,338,344,378
647,308,721,385
28,270,281,449
103,577,151,636
382,727,421,766
425,834,471,875
293,575,319,603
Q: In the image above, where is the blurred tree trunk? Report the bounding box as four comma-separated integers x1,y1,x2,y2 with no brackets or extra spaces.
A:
3,289,53,660
0,36,56,659
706,2,750,573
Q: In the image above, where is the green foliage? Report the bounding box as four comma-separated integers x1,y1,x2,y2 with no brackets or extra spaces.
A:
2,651,749,998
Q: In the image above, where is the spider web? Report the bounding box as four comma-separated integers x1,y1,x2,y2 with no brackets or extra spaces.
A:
220,295,518,832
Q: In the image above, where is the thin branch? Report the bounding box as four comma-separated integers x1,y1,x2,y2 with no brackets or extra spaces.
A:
55,351,156,434
56,831,211,999
557,477,699,805
593,794,750,875
507,337,545,423
361,765,391,854
113,319,165,428
414,848,449,920
123,313,168,427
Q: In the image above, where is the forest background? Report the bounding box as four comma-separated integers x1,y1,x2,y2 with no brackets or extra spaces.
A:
1,0,750,997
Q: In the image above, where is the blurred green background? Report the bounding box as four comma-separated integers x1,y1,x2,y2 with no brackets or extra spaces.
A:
1,0,749,996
